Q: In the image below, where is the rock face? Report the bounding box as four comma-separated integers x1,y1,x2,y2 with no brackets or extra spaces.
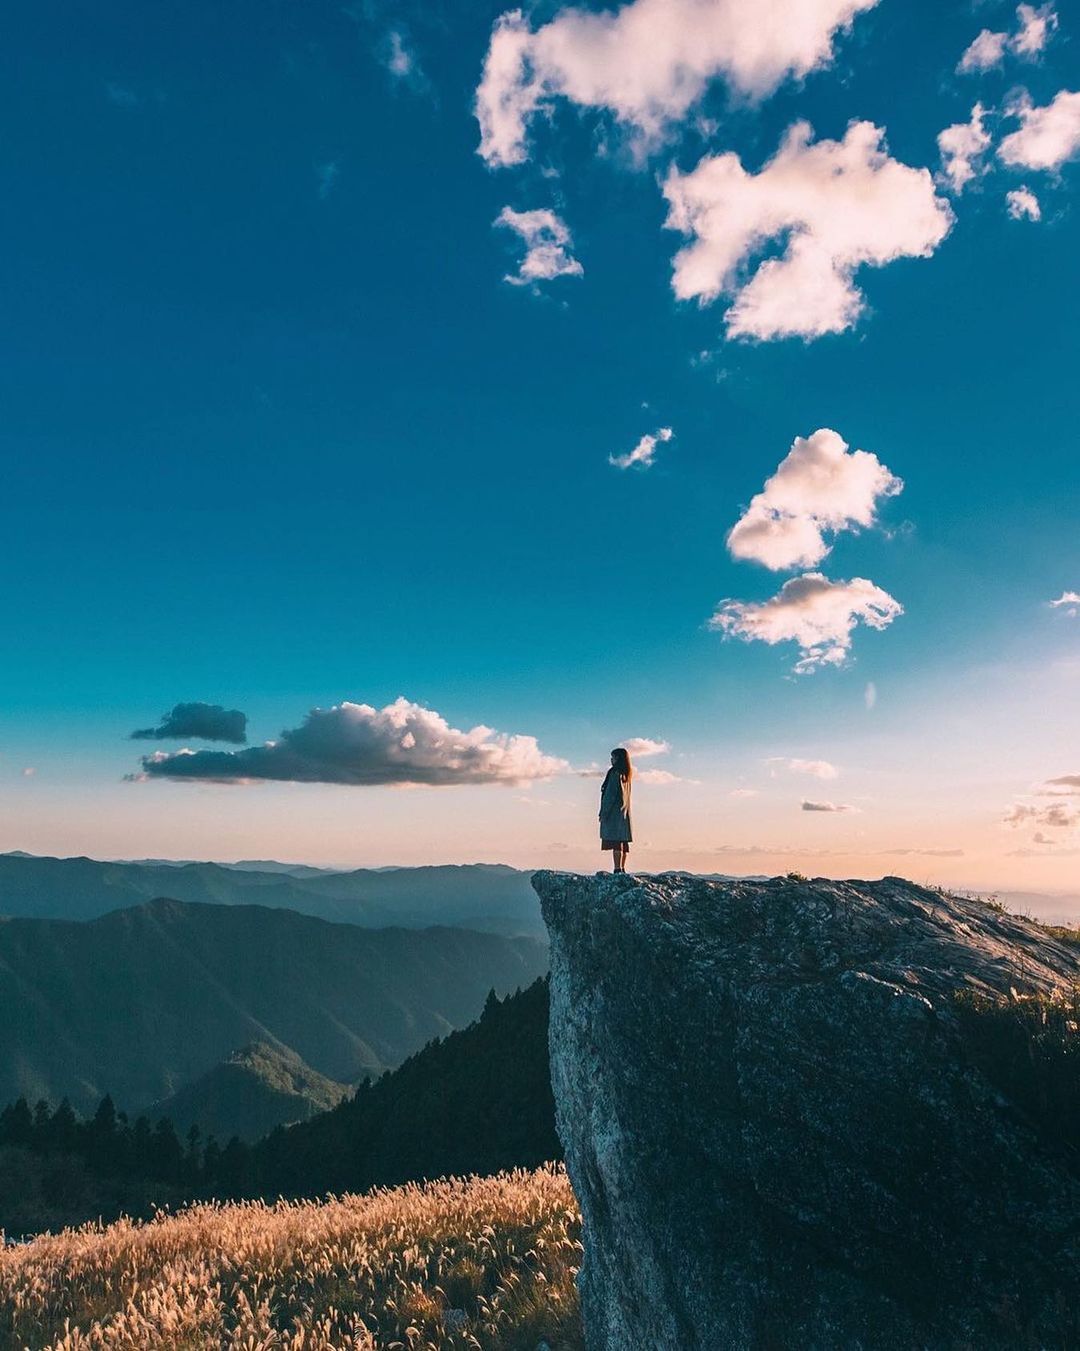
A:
533,871,1080,1350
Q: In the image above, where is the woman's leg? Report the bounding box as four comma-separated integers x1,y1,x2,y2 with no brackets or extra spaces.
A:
614,843,627,873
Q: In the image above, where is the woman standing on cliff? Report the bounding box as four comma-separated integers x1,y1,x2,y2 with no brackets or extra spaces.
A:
599,747,633,873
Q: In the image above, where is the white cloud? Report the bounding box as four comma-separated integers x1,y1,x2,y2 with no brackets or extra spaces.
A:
938,103,991,194
727,428,902,571
957,6,1056,73
21,767,35,778
495,207,584,286
139,696,570,787
1050,590,1080,613
864,680,877,709
384,30,414,79
801,799,854,812
621,737,671,757
475,0,879,168
710,572,903,673
998,90,1080,172
1006,185,1042,219
663,121,953,340
729,787,759,798
768,756,839,779
1013,4,1058,58
610,426,673,470
958,28,1008,73
636,768,684,784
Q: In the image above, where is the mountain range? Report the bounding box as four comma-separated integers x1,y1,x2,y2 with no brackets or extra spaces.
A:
0,852,544,935
0,897,548,1115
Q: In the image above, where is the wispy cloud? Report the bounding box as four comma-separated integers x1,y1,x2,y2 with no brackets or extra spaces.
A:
711,573,903,674
727,428,902,571
663,122,952,340
495,207,583,287
131,702,248,744
475,0,879,167
105,82,139,108
316,161,340,200
1049,590,1080,615
609,427,673,471
136,696,569,787
801,799,855,812
864,681,878,709
767,757,839,780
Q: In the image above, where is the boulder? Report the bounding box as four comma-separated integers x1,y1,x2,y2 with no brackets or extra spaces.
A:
533,871,1080,1350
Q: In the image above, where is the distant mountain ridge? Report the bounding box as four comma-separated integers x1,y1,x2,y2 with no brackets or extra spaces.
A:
0,897,548,1115
0,852,544,935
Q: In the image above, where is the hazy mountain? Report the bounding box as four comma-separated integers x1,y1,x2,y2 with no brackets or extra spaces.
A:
150,1042,350,1142
0,852,543,935
0,898,548,1114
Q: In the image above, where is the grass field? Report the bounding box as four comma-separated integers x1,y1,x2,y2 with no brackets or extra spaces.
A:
0,1166,583,1350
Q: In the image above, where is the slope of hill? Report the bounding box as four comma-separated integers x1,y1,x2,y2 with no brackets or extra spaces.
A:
0,899,548,1114
149,1042,349,1142
250,976,559,1197
0,852,543,935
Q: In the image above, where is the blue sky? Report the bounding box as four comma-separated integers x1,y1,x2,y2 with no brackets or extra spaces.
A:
1,0,1079,891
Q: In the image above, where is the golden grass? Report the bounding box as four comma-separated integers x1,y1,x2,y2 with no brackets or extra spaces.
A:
0,1166,583,1351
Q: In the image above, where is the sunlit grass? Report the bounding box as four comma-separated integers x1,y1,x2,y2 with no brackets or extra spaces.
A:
0,1165,583,1350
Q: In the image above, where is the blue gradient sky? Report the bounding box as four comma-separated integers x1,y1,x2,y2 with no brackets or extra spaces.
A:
1,0,1078,889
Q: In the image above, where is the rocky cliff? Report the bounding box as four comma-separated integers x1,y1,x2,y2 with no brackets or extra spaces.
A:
533,871,1080,1350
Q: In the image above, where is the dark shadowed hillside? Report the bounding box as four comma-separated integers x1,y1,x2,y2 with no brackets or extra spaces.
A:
149,1042,350,1142
248,976,559,1197
0,899,548,1114
0,852,543,935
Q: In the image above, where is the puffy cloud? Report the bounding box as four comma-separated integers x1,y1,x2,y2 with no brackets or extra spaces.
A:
801,799,853,812
621,737,671,757
727,428,902,570
610,426,673,470
138,696,569,787
495,207,584,285
957,29,1008,73
768,756,839,779
1049,590,1080,614
998,90,1080,172
475,0,879,168
663,121,953,340
957,5,1057,72
383,30,415,79
710,572,903,674
1013,4,1058,57
937,104,991,194
131,702,248,744
1006,185,1042,219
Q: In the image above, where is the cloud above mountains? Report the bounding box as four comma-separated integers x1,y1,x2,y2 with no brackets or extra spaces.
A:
139,697,569,787
711,572,903,673
727,428,902,571
663,121,953,339
476,0,878,167
131,703,248,744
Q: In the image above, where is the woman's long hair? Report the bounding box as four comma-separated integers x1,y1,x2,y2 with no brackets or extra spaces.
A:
611,747,633,780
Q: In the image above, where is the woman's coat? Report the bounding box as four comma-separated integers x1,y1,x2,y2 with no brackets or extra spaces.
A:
599,768,633,842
